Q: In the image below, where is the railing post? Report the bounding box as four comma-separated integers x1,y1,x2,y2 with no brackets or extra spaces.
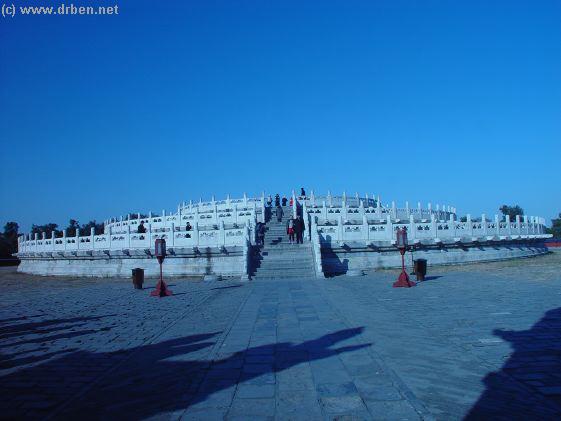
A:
431,214,437,240
90,227,95,250
292,190,297,218
194,222,200,246
62,229,67,251
515,215,521,235
495,214,500,236
127,225,131,248
170,222,175,247
409,214,416,241
34,233,38,253
322,200,327,220
482,214,487,236
220,220,226,245
76,226,80,250
450,213,456,238
337,214,343,242
391,201,396,218
386,214,393,241
467,214,473,237
506,215,512,236
362,214,369,243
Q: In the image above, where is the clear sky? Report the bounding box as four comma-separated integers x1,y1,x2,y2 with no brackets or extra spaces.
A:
1,0,560,232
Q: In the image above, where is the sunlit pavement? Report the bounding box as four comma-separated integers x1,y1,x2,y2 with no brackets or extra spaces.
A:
1,251,561,420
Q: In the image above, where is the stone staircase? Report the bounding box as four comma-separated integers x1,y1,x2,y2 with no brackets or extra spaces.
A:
251,206,316,279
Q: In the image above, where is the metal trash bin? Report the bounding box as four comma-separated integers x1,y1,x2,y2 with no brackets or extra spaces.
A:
132,268,144,289
414,259,427,281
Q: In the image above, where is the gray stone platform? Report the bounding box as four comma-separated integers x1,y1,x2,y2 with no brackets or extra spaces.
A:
1,252,561,420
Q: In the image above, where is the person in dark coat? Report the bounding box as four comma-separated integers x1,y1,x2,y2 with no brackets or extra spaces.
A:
137,222,147,234
276,205,284,222
293,215,305,244
282,196,287,206
274,194,280,207
300,187,306,198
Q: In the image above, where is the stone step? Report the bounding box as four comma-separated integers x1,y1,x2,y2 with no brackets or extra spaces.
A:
253,268,314,277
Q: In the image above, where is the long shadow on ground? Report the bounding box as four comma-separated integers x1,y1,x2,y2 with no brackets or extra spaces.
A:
466,307,561,419
1,327,367,419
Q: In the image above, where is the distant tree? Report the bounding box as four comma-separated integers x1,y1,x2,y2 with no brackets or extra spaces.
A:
0,222,19,258
499,205,524,221
460,216,467,222
79,220,105,236
30,223,60,237
548,213,561,238
66,219,80,237
127,213,149,220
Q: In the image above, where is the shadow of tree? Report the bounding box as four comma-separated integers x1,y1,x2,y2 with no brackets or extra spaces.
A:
2,327,367,419
466,308,561,419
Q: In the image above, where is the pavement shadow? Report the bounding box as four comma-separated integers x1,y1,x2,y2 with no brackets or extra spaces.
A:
1,327,367,419
466,307,561,419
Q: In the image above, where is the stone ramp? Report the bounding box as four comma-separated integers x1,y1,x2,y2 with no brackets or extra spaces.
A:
252,206,316,279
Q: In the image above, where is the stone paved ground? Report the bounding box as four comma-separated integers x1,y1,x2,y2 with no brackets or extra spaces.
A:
1,251,561,420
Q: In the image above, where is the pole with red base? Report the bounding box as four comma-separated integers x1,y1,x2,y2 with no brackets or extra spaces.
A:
393,248,416,288
151,238,173,297
392,227,416,288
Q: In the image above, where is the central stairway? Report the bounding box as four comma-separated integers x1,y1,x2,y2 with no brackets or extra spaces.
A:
251,206,316,279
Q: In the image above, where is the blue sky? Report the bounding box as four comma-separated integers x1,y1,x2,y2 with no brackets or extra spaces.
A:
1,0,560,232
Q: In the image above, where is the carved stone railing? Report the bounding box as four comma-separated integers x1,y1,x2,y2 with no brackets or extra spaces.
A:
17,221,253,254
312,213,549,247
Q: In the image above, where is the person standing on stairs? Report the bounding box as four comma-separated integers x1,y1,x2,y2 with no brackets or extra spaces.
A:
276,205,284,223
286,217,295,244
282,196,287,206
274,194,280,207
293,214,305,244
